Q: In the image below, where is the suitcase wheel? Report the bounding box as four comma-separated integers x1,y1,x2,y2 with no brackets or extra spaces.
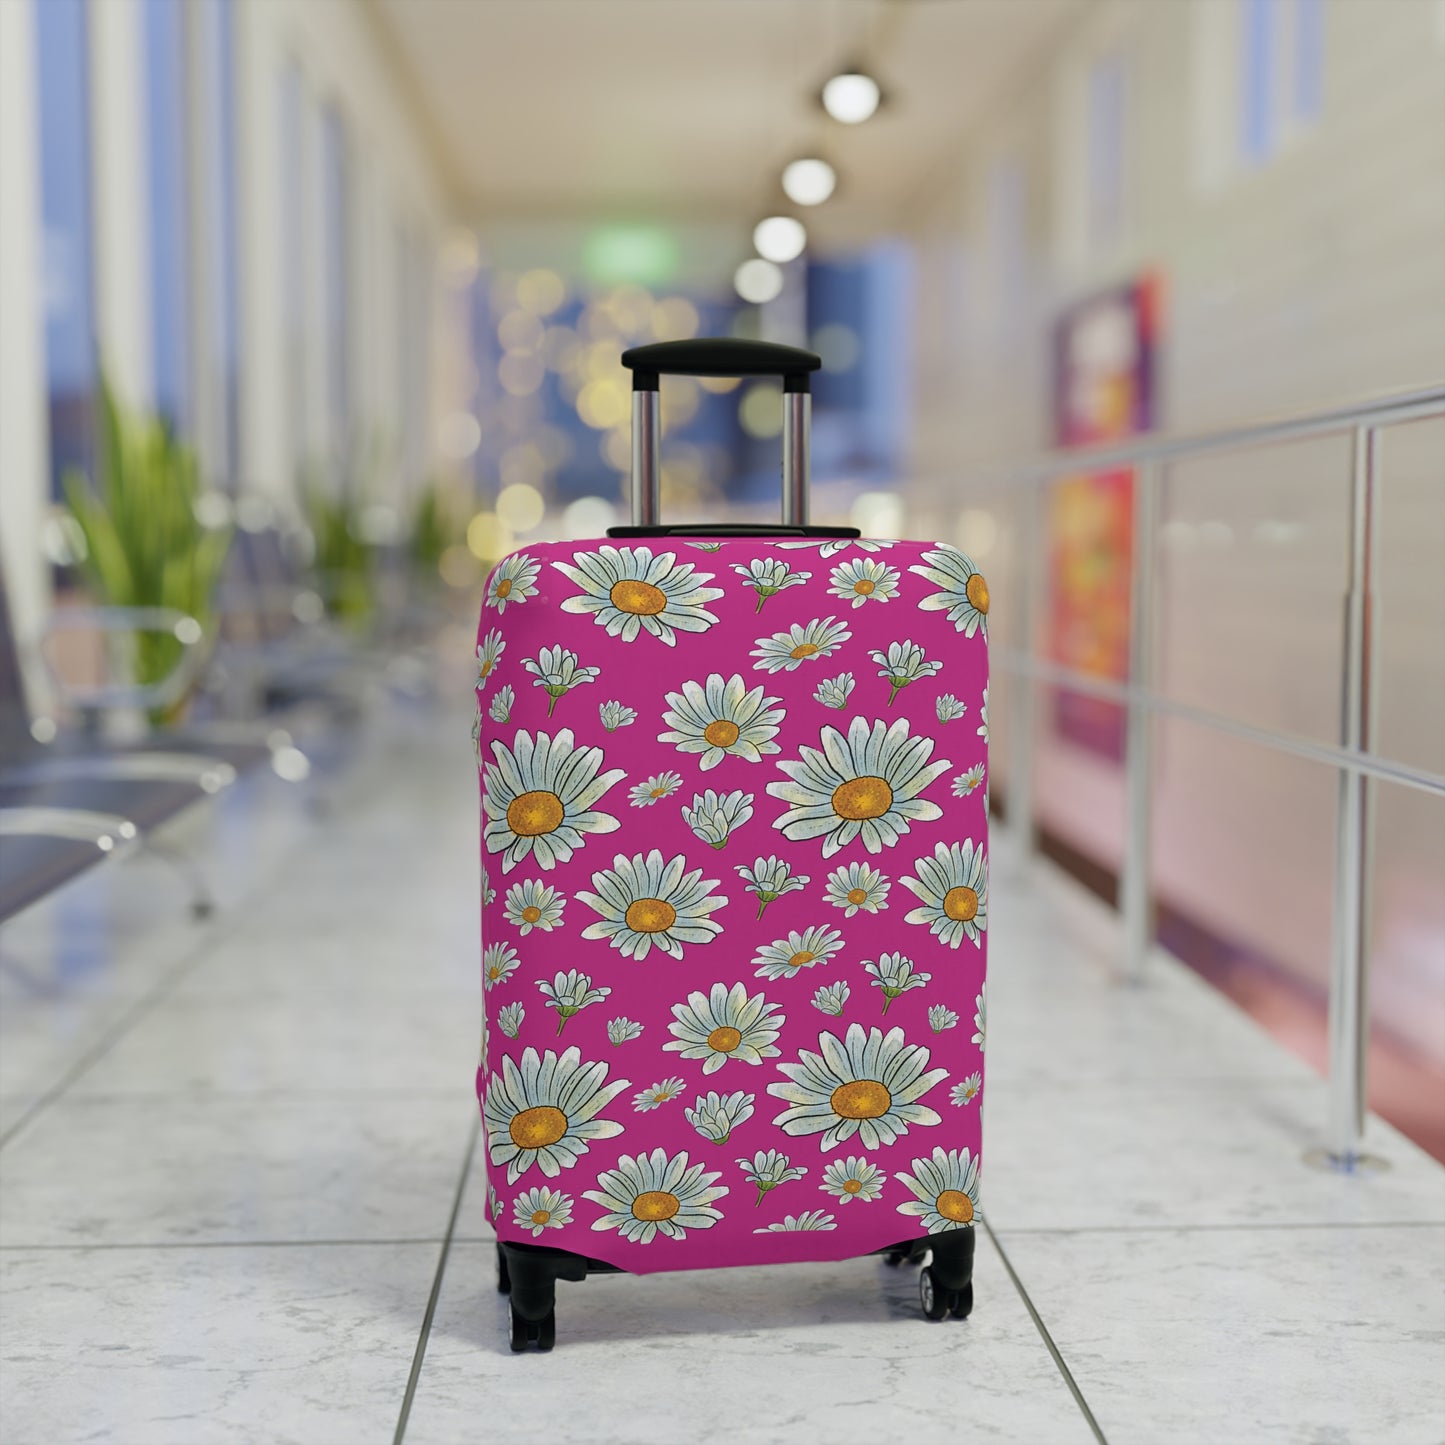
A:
496,1244,511,1296
920,1266,971,1322
509,1305,556,1353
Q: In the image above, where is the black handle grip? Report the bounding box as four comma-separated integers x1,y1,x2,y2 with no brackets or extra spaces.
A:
622,338,822,392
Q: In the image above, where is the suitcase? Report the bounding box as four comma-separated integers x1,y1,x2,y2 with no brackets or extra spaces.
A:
474,339,989,1350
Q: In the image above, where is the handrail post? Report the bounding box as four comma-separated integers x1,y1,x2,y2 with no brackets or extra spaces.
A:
1321,425,1381,1171
1120,460,1160,984
1009,486,1040,852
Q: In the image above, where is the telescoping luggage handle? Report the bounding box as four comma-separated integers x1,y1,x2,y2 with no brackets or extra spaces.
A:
620,339,823,529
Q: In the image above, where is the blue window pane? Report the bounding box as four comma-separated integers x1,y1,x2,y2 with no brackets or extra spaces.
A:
1295,0,1325,121
1087,52,1127,250
35,0,96,499
144,0,191,435
1241,0,1276,162
198,0,240,483
322,105,351,474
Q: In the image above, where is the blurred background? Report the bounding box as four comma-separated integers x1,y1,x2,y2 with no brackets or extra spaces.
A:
0,0,1442,1158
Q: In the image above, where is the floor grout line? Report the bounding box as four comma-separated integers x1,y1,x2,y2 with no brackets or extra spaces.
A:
983,1216,1110,1445
394,1118,479,1445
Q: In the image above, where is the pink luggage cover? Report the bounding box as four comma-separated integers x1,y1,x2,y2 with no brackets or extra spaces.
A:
475,536,988,1273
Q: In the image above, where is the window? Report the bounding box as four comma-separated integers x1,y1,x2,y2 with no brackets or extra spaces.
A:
1240,0,1327,164
321,104,352,478
278,61,307,476
35,0,96,499
1087,52,1127,253
143,0,192,435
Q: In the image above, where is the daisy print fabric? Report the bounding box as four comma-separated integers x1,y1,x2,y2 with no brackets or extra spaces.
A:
476,533,987,1273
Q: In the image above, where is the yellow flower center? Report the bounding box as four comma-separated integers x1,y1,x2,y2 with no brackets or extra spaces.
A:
706,1025,743,1053
936,1189,975,1224
842,1178,863,1194
703,718,741,748
649,786,668,798
495,578,513,598
830,1080,892,1120
964,1083,979,1100
788,950,816,969
509,1105,568,1150
610,579,668,616
943,886,979,922
531,1209,551,1225
846,887,868,905
480,659,495,678
506,790,564,837
831,776,894,821
631,1190,681,1223
965,572,989,614
789,642,820,659
853,578,875,595
625,897,677,934
521,905,542,923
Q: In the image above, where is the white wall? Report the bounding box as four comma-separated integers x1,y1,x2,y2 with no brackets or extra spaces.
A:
899,0,1445,1061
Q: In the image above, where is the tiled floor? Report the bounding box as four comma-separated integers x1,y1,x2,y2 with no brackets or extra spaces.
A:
1,701,1442,1445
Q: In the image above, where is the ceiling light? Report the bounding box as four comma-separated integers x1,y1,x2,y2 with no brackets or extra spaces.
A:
821,70,881,125
734,257,784,304
781,157,836,207
753,215,807,264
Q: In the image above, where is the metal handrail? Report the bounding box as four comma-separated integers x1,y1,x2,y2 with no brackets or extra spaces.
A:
987,382,1445,1173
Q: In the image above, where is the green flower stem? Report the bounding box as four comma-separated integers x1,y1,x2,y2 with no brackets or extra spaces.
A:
754,892,779,918
545,686,567,716
754,1182,777,1207
886,677,909,707
554,1007,577,1035
753,587,778,613
709,838,728,850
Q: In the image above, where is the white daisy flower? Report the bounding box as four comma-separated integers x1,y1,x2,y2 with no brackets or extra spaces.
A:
895,1146,980,1232
483,1045,629,1183
935,693,967,723
768,715,950,858
522,645,600,716
630,771,683,807
471,705,483,766
977,686,989,743
488,1184,503,1223
735,855,808,918
953,764,985,797
685,1090,755,1145
663,980,785,1074
599,700,638,733
512,1186,573,1237
688,541,724,552
928,1005,960,1034
909,544,989,638
482,729,625,873
811,980,850,1016
951,1072,982,1106
538,969,611,1035
863,952,932,1014
483,942,521,991
658,672,785,770
681,789,754,849
606,1017,643,1045
752,923,846,981
751,616,851,674
480,1011,489,1075
583,1147,728,1243
481,864,496,906
578,850,729,960
737,1148,807,1205
820,1156,884,1204
732,557,811,611
828,557,901,608
497,1001,525,1038
973,985,986,1048
488,684,515,724
633,1077,686,1112
754,1209,837,1233
476,630,506,684
502,879,565,935
900,839,988,948
768,1022,948,1152
869,639,944,707
814,672,855,709
486,553,541,613
778,538,898,558
552,545,723,646
823,861,891,916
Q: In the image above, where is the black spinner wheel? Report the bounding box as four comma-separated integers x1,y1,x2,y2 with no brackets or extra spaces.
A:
919,1265,951,1321
949,1281,974,1319
509,1305,530,1352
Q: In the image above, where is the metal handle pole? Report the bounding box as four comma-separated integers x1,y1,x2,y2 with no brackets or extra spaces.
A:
781,391,810,525
631,390,661,526
1120,459,1160,984
1323,425,1379,1170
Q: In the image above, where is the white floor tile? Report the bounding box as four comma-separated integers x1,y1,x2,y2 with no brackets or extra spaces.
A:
404,1237,1098,1445
0,1242,434,1445
994,1224,1445,1445
0,1095,472,1246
